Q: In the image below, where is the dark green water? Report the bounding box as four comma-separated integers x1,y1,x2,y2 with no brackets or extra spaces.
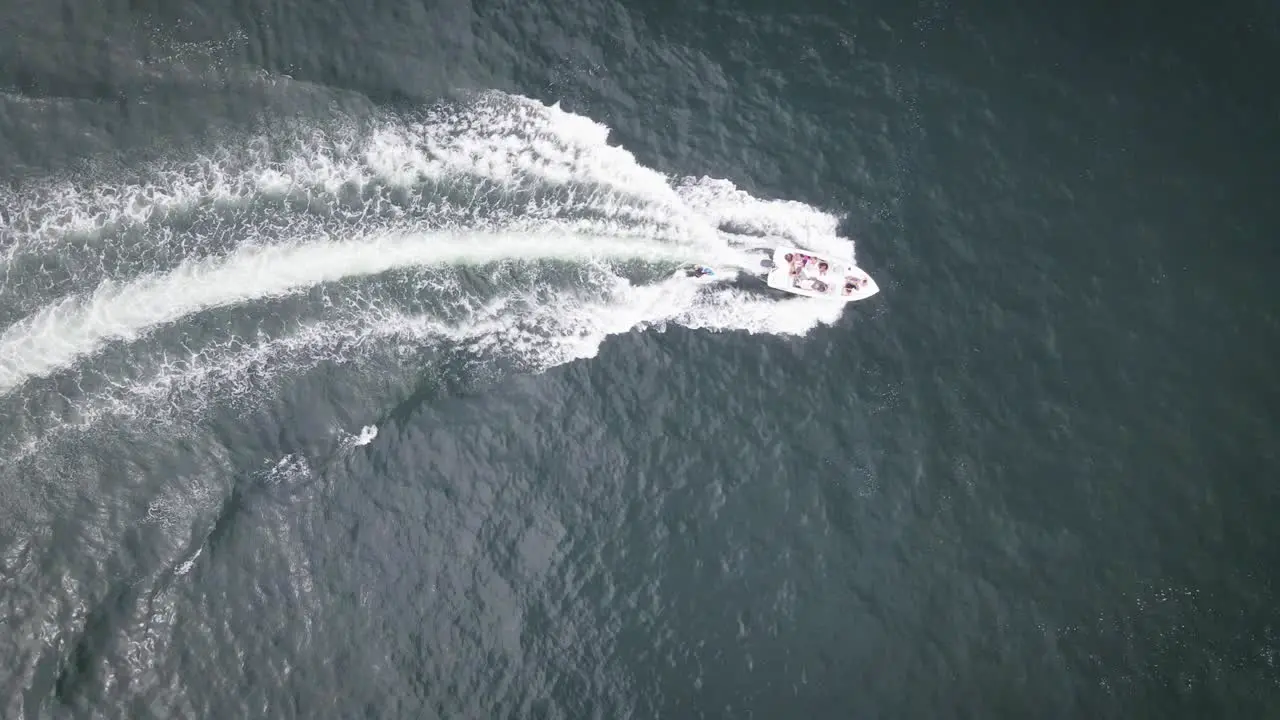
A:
2,1,1277,717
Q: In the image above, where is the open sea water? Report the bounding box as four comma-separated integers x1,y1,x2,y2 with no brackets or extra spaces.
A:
2,0,1278,717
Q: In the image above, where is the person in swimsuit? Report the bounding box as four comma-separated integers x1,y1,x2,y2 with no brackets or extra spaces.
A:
842,275,867,295
788,253,809,287
805,261,830,291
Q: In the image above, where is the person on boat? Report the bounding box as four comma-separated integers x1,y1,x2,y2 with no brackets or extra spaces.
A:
843,275,867,295
786,253,807,287
802,261,830,290
689,265,714,278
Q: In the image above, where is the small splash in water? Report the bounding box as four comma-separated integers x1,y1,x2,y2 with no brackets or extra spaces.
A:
265,454,312,485
174,547,202,576
352,424,378,446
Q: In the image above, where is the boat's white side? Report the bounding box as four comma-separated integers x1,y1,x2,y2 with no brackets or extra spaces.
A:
765,246,880,301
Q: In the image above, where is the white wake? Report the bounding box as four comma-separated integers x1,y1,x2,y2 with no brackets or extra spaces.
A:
0,231,695,394
0,89,862,405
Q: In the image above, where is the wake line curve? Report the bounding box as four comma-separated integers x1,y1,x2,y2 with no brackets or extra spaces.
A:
0,231,694,396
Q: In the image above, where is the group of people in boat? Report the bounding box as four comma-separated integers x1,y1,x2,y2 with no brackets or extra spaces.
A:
784,252,868,296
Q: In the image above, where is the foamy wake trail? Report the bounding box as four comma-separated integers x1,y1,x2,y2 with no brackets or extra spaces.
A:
0,88,863,411
0,231,689,395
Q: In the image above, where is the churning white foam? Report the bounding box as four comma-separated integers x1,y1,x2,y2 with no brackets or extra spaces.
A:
352,425,378,446
0,230,692,395
0,89,862,407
